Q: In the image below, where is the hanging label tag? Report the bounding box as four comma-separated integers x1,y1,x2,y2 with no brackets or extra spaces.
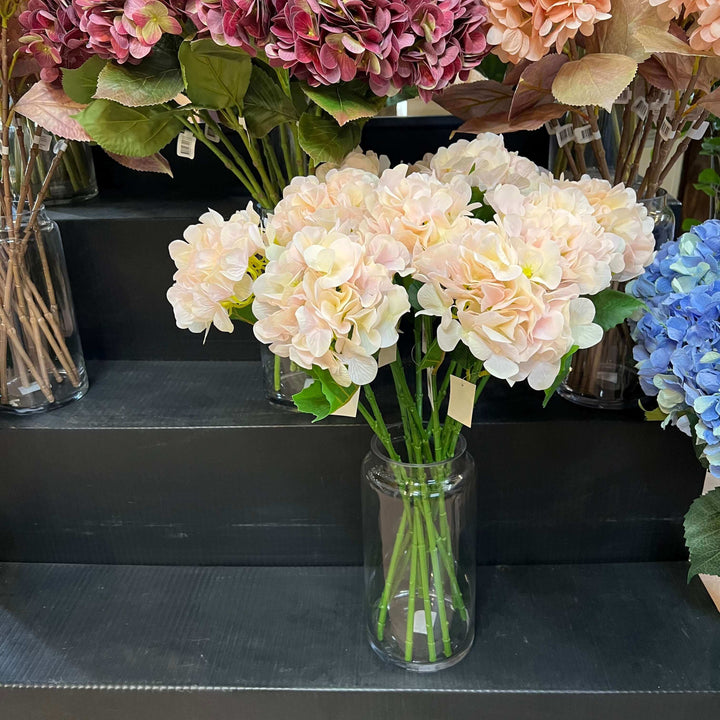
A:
18,381,41,396
688,120,710,141
573,125,599,145
176,131,196,159
616,87,632,105
413,610,437,635
53,140,68,154
448,375,476,428
632,97,649,121
659,118,675,142
331,388,360,418
204,123,220,143
0,144,8,156
545,120,559,136
377,344,397,368
237,116,248,132
556,123,574,148
36,133,52,152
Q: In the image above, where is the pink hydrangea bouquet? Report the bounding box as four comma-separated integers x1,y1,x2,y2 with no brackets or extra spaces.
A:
14,0,493,206
167,134,655,666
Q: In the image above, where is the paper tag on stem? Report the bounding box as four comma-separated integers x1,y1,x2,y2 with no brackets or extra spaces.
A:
556,123,574,147
36,133,52,152
377,344,397,368
204,123,220,143
448,375,476,428
632,97,649,122
176,131,196,159
413,610,437,635
688,121,710,141
331,388,360,418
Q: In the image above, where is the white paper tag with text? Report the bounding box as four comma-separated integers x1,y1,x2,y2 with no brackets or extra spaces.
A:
688,120,710,141
448,375,476,428
632,97,649,122
377,344,397,368
573,125,599,145
36,133,52,152
331,388,360,418
556,123,574,147
176,131,196,159
413,610,437,635
659,118,675,142
204,123,220,143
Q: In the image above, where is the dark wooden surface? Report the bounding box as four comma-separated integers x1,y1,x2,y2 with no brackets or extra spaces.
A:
1,562,718,719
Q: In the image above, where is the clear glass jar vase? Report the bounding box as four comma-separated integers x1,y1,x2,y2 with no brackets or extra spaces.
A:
11,121,98,205
261,345,308,406
640,190,676,249
0,207,89,412
362,434,476,671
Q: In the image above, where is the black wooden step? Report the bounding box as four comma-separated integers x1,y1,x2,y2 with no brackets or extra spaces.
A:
0,360,703,566
1,561,718,719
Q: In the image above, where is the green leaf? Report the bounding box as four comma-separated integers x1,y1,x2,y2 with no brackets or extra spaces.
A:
542,345,579,408
290,81,308,115
590,288,646,332
243,66,298,138
95,51,184,108
405,279,423,311
470,188,495,222
228,304,257,324
479,54,508,83
685,487,720,581
298,111,362,164
292,366,358,421
698,167,720,185
74,100,184,157
419,339,445,372
179,39,252,110
62,56,106,104
301,81,385,126
682,218,701,232
644,406,668,422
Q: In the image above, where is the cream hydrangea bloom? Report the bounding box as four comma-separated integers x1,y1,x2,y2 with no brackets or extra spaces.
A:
315,147,391,182
253,224,410,387
167,204,265,334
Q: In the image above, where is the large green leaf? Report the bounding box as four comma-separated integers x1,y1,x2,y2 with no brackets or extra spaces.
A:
542,345,579,408
74,100,184,157
685,487,720,581
95,52,184,107
292,366,358,422
228,304,257,325
298,111,362,164
62,56,106,104
179,39,252,110
243,66,298,138
590,288,646,332
301,81,385,126
419,339,445,372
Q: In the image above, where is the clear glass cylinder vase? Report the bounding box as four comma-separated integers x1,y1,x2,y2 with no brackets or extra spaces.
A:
0,208,89,412
362,434,476,671
640,190,675,248
261,345,308,406
11,121,98,205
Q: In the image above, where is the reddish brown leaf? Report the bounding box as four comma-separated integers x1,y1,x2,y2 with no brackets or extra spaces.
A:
699,87,720,117
105,151,174,176
456,103,570,135
434,80,513,121
14,81,92,142
510,54,568,120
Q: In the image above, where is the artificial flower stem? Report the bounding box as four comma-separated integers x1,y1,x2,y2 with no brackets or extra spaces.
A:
414,505,436,662
231,118,281,207
261,135,286,189
405,511,418,661
414,317,424,421
273,354,281,392
279,124,295,181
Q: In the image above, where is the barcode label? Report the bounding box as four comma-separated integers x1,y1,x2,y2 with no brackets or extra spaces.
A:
53,140,67,154
632,97,649,121
573,125,599,144
204,124,220,143
616,87,632,105
556,123,574,147
688,120,710,141
36,133,52,151
545,120,559,135
176,131,196,159
659,118,675,142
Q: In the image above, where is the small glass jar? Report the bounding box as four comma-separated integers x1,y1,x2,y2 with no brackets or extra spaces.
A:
0,208,89,412
261,345,309,406
641,190,676,249
11,121,98,205
362,434,476,671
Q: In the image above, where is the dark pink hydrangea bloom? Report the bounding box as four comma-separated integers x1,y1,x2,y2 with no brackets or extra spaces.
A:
19,0,92,82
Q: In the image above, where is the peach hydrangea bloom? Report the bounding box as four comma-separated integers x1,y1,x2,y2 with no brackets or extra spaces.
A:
167,204,265,334
690,1,720,55
485,0,611,63
315,147,391,183
649,0,699,22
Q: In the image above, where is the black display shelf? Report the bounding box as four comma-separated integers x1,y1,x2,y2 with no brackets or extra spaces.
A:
1,562,718,719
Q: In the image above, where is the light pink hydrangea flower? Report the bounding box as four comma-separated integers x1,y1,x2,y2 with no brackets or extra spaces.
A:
690,0,720,55
649,0,698,22
167,205,265,334
315,147,391,183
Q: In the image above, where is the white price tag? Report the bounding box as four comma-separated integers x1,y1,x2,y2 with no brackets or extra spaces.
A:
18,381,41,396
632,97,649,122
573,125,600,145
204,123,220,143
616,87,632,105
0,144,8,156
659,118,675,142
35,133,52,152
545,120,559,136
53,140,67,154
237,116,248,132
377,344,397,368
688,120,710,141
413,610,437,635
331,388,360,418
448,375,476,428
176,130,196,159
556,123,574,148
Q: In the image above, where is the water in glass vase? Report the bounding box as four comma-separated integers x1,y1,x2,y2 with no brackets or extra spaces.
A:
362,434,476,671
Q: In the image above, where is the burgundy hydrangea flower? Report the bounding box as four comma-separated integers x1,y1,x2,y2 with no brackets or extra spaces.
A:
19,0,92,82
264,0,491,100
185,0,272,54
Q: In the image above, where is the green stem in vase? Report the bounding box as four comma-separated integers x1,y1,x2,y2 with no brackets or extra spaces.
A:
261,135,286,189
405,509,418,662
69,141,90,189
413,503,436,662
273,353,281,392
279,124,295,181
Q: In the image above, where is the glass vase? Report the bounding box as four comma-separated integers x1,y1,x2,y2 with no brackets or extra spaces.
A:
640,190,676,249
11,121,98,205
362,434,476,671
261,345,308,406
0,207,89,412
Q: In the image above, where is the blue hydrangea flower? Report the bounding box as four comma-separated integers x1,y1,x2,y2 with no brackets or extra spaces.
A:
629,220,720,477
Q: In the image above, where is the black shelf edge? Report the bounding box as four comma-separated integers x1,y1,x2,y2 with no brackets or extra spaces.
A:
1,562,719,719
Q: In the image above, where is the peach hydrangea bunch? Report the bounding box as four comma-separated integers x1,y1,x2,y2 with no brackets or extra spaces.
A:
168,134,656,393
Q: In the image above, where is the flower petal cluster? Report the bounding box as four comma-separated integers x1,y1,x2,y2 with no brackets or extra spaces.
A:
648,0,698,22
485,0,611,63
19,0,92,82
689,1,720,55
315,147,391,183
185,0,272,54
263,0,491,100
167,205,265,334
630,220,720,476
